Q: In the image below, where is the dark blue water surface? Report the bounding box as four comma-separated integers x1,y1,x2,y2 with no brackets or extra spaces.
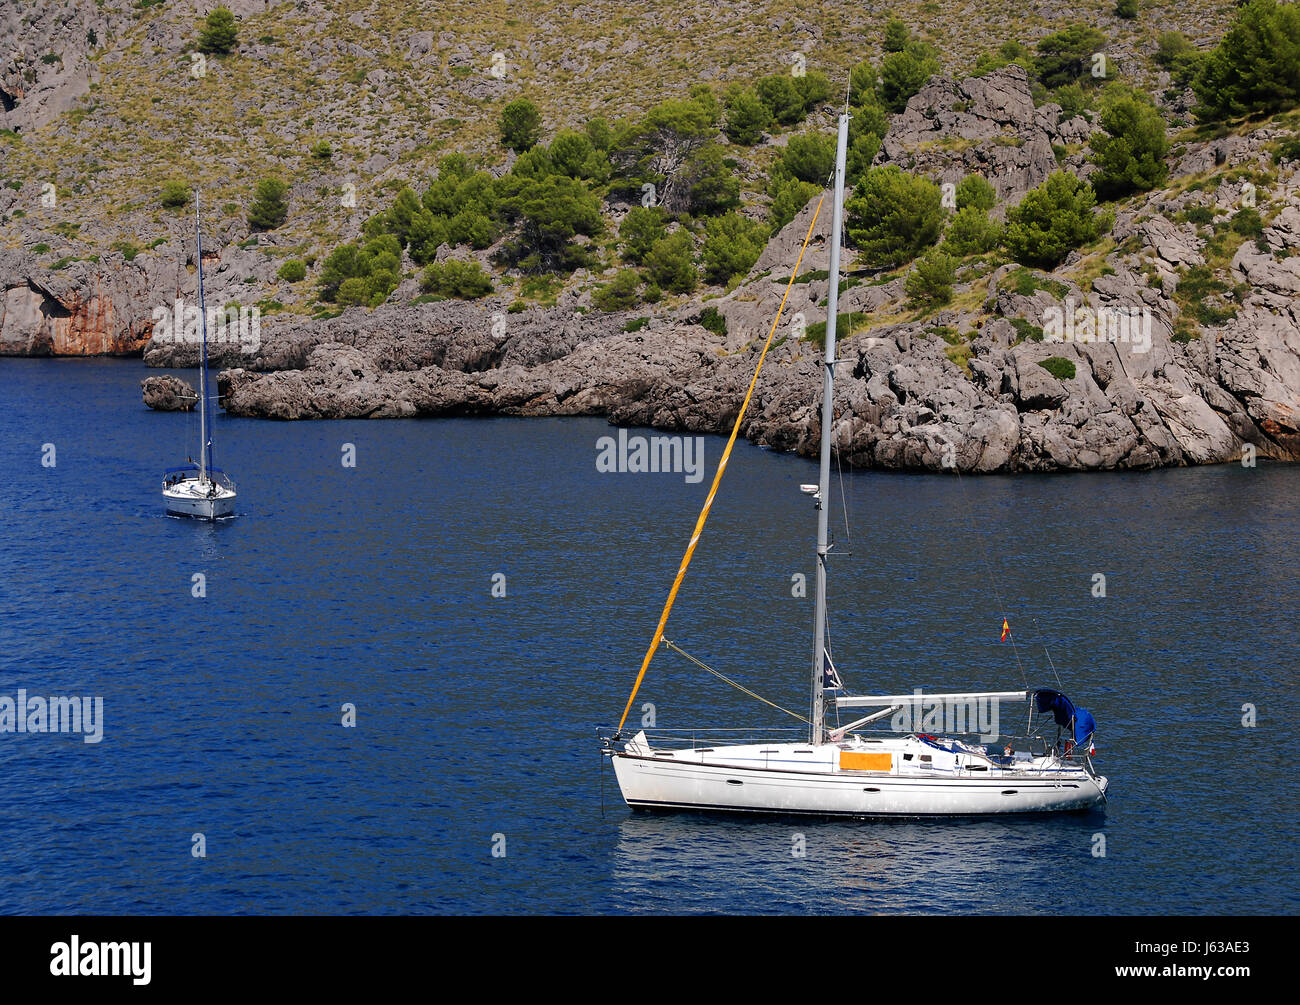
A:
0,358,1296,915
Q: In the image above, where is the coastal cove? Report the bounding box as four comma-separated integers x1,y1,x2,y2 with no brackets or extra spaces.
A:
0,357,1295,914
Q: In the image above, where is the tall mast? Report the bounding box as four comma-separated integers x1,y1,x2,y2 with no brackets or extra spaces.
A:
194,193,211,482
810,112,849,746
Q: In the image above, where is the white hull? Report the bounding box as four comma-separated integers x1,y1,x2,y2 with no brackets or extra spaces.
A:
162,482,236,520
611,735,1107,817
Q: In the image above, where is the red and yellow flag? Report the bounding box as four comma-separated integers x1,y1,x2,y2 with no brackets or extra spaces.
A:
1000,618,1011,642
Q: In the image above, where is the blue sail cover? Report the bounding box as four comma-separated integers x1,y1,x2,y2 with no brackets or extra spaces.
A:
1034,689,1097,744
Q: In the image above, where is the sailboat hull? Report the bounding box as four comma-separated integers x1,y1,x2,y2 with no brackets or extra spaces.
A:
611,746,1107,817
162,483,237,520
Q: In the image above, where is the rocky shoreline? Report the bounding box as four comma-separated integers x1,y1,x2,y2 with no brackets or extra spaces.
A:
5,67,1299,472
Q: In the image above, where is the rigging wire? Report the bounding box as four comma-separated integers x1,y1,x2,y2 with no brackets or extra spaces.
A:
662,639,810,725
834,412,853,553
824,616,844,730
1032,614,1065,690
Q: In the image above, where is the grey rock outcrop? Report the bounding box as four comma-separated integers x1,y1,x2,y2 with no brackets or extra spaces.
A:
879,65,1095,207
142,374,198,411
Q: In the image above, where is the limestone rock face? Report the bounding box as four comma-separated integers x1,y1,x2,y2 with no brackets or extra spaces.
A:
0,249,190,356
0,242,281,358
879,65,1091,207
0,2,98,132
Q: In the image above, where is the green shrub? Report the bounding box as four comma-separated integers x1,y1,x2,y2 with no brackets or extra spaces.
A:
623,316,650,332
495,172,604,272
683,145,740,215
956,174,996,212
318,234,401,306
420,259,494,299
277,259,307,282
879,40,941,112
697,306,727,335
1090,90,1170,197
794,71,832,113
446,209,496,249
608,87,720,214
768,175,820,230
1036,24,1108,90
548,130,609,181
619,206,668,265
973,40,1035,77
723,86,772,145
1010,318,1046,343
1002,171,1107,269
1231,207,1264,236
1038,356,1077,379
1193,0,1300,121
31,242,50,255
593,269,642,311
1155,32,1204,90
197,7,238,55
803,312,869,349
1156,31,1193,69
700,212,769,285
1115,0,1137,19
585,118,614,152
377,153,500,262
904,248,957,306
883,18,910,53
499,98,542,153
1177,265,1236,325
849,61,879,106
846,128,882,186
247,177,289,230
756,74,806,125
943,205,1002,255
310,139,333,160
1008,266,1070,299
644,231,697,294
1273,136,1300,164
1054,83,1092,120
160,179,190,209
781,133,836,184
845,165,944,266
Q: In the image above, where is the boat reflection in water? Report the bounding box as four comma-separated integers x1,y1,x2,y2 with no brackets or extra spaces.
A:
608,807,1107,913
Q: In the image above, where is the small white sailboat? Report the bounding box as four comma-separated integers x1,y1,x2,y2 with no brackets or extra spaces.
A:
162,195,237,521
603,111,1108,817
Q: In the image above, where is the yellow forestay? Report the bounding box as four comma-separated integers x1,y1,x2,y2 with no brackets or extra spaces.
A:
615,195,827,733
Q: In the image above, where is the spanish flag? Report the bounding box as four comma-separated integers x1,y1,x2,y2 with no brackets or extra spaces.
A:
1000,618,1011,642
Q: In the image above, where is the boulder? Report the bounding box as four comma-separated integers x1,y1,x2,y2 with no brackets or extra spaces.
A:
141,374,198,411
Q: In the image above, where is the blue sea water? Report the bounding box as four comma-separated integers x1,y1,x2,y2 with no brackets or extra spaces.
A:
0,357,1295,915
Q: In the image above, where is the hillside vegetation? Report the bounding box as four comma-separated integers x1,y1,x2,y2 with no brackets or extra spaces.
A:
0,0,1264,316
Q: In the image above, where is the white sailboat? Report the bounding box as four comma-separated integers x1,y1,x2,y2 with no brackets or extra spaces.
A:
161,195,237,520
603,111,1108,817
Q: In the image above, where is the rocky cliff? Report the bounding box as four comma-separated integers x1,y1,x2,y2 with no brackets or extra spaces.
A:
4,5,1296,472
143,68,1300,472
